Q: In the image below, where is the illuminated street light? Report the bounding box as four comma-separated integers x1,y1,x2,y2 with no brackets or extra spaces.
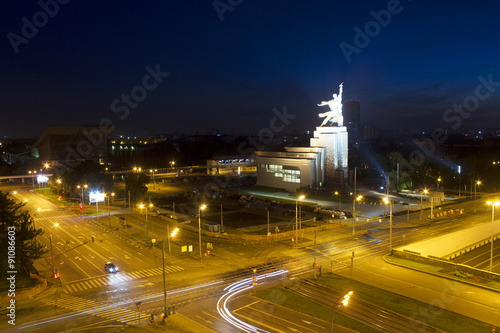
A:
352,195,363,235
28,170,37,189
383,197,393,251
474,180,481,213
167,226,179,257
199,204,207,262
331,290,353,333
487,201,500,272
150,169,158,189
420,189,428,225
162,225,179,321
437,177,442,191
295,195,305,247
334,191,341,213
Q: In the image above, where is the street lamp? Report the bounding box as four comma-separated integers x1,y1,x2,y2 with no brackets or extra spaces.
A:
28,170,37,189
150,169,157,189
420,189,428,225
140,203,153,238
487,201,500,272
474,180,481,213
295,195,305,247
49,223,59,279
167,225,179,257
56,179,64,198
437,177,442,191
334,191,341,213
330,291,353,333
198,204,207,262
383,197,393,251
77,184,88,204
352,195,363,235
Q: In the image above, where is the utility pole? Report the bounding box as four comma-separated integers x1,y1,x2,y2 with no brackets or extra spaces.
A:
407,197,410,223
221,204,224,233
162,236,167,318
267,210,270,236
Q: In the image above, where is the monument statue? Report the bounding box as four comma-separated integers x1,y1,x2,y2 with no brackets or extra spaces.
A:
318,82,344,127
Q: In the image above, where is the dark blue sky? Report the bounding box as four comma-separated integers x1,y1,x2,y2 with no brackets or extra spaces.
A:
2,0,500,138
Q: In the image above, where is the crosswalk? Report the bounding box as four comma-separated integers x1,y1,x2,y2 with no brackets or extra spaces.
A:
43,294,150,325
63,265,184,294
34,214,78,221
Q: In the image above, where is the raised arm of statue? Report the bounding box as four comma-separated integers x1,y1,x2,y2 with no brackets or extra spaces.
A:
338,82,343,101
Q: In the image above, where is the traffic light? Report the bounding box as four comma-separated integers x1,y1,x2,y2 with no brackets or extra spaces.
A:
54,272,60,278
252,268,258,284
79,203,83,210
58,195,62,200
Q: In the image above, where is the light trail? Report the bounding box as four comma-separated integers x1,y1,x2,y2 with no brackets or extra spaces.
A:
18,280,224,330
217,269,288,332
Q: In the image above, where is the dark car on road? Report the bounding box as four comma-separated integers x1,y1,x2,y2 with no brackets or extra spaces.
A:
104,262,119,273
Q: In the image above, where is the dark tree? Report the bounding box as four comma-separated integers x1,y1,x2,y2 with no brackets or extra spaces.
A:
0,191,47,276
125,173,149,204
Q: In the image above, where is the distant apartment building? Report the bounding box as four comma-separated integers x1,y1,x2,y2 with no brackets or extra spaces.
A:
344,100,361,140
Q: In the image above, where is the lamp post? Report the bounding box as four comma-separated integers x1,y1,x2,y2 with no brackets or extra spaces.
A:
487,201,500,272
77,184,88,204
29,170,36,189
384,197,393,251
49,223,59,278
437,177,441,191
295,195,305,247
198,204,207,262
334,191,341,213
150,169,157,189
330,291,353,333
140,203,153,238
167,225,179,257
420,189,428,225
474,180,481,213
352,195,362,236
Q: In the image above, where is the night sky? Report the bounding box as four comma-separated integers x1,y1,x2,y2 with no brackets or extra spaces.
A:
2,0,500,139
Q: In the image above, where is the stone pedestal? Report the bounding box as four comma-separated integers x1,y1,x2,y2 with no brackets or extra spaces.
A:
310,126,348,183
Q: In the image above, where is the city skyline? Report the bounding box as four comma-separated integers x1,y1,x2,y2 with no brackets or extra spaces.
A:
2,1,500,139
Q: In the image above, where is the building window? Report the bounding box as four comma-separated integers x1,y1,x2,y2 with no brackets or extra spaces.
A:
265,164,300,183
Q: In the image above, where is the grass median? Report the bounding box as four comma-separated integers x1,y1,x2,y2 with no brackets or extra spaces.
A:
314,273,493,333
254,286,380,333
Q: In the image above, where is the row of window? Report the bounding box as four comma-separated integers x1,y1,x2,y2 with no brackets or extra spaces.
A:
262,164,301,183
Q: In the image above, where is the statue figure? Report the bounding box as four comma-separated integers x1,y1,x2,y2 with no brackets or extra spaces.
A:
318,82,343,127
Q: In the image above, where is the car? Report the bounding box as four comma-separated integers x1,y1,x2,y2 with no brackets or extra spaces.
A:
104,262,119,273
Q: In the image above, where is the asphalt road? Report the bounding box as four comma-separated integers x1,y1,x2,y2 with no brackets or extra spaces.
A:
3,185,500,332
452,239,500,273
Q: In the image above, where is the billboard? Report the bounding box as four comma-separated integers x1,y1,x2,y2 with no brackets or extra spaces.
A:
37,175,48,183
89,191,105,203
